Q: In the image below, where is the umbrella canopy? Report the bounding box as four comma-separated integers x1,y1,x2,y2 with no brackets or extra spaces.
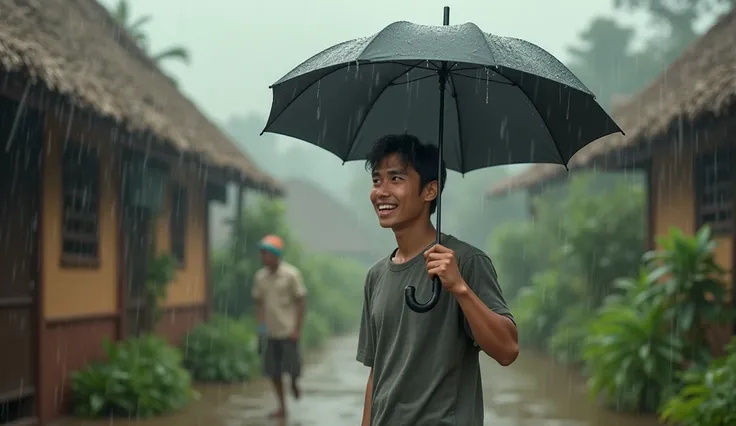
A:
263,15,622,173
263,7,621,313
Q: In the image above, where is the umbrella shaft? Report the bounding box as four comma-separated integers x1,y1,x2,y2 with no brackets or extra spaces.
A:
435,67,447,244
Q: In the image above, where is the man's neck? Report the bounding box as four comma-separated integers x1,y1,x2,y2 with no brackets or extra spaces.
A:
393,217,437,263
267,262,281,273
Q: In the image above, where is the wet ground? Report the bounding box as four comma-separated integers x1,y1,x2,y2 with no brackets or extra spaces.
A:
57,333,661,426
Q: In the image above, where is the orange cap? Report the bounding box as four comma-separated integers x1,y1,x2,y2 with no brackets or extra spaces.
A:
259,234,284,256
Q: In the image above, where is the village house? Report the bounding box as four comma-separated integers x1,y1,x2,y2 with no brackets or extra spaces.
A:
487,9,735,352
0,0,283,424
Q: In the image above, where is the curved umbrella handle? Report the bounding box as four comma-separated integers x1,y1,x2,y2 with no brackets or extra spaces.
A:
404,276,442,313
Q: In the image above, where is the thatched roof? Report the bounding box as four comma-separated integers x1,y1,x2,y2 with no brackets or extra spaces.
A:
0,0,283,195
487,8,736,198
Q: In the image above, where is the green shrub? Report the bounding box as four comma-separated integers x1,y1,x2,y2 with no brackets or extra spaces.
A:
488,220,554,302
512,270,584,349
582,280,684,413
640,226,733,367
660,338,736,426
301,311,332,350
547,306,594,366
182,316,260,382
70,335,193,418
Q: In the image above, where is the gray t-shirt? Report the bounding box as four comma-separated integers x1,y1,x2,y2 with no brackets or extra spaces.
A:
357,234,514,426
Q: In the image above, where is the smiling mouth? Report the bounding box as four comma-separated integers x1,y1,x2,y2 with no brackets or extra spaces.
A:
376,204,397,215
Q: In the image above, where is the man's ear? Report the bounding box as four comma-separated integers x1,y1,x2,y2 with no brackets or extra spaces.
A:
423,180,438,203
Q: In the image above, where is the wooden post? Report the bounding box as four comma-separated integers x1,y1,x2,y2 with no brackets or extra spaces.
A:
233,183,244,261
230,183,245,315
203,197,212,322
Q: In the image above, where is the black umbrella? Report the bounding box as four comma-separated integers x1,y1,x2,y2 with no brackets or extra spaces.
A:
262,7,622,313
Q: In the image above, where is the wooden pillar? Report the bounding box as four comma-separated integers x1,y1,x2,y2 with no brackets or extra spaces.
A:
203,197,212,322
233,183,245,259
231,184,246,312
732,172,735,336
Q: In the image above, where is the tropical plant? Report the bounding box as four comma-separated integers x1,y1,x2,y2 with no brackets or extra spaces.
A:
640,226,732,366
660,338,736,426
182,316,260,382
488,220,554,302
546,176,646,308
143,252,177,333
110,0,191,65
512,270,585,349
547,305,595,366
582,294,684,413
70,335,194,418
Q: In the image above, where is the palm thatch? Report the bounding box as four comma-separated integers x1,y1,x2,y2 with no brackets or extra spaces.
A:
487,8,736,198
0,0,282,194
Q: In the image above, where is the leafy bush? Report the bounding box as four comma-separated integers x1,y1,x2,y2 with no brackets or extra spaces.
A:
640,226,733,366
660,338,736,426
547,305,594,366
301,311,332,350
537,175,646,307
512,271,584,349
71,336,193,418
583,299,683,413
581,271,681,413
182,316,260,382
488,221,554,302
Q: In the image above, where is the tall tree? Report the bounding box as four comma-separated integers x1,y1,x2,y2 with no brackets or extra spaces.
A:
566,17,663,110
110,0,191,66
613,0,734,65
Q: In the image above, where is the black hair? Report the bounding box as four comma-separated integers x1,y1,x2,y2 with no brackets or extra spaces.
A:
365,134,447,215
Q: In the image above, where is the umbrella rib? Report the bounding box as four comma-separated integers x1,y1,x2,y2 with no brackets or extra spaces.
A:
342,61,425,161
447,73,466,175
388,74,436,86
451,72,516,86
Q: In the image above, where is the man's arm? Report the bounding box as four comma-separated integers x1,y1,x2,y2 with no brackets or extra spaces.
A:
291,270,308,338
252,274,265,329
361,368,373,426
255,300,264,322
294,297,306,336
455,285,518,365
456,254,518,366
356,272,375,425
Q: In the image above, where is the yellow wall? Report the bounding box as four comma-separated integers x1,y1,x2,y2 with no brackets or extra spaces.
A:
652,136,733,288
156,170,207,308
42,114,209,319
42,116,119,319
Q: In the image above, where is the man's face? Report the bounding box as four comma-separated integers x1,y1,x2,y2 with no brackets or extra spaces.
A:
259,249,279,268
369,153,437,229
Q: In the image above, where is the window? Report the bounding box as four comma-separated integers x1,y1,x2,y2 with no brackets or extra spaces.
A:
170,184,188,266
61,145,100,266
695,146,734,235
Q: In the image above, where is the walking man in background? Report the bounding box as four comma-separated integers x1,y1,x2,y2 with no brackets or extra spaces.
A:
252,234,307,419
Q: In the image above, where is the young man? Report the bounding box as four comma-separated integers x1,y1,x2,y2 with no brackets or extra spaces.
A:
357,134,519,426
252,234,307,419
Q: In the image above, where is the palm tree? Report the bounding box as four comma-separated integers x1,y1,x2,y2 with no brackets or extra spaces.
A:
111,0,191,66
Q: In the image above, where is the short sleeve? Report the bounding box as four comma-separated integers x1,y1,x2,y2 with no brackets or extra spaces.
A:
251,273,263,300
356,274,375,367
460,254,515,345
290,270,307,299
